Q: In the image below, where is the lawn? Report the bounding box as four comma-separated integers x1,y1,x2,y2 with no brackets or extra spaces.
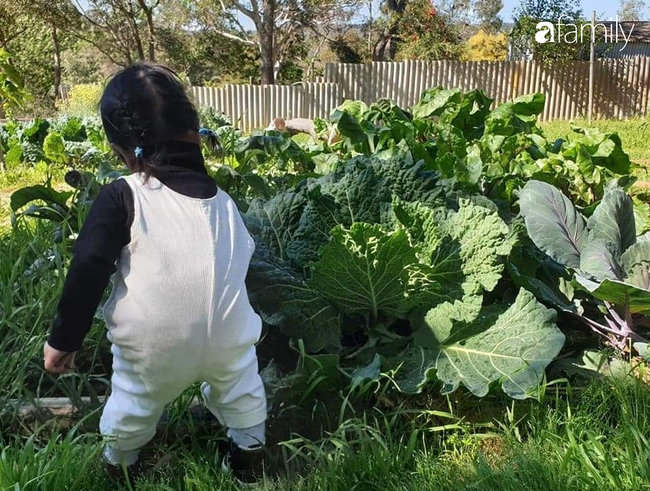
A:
1,107,650,490
541,117,650,184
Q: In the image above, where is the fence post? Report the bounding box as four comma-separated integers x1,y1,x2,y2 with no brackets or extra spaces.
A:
588,10,596,123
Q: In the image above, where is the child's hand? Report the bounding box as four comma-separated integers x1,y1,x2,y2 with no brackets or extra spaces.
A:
43,341,76,374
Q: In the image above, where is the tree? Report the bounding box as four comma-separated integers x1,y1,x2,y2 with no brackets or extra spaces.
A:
373,0,408,61
514,0,582,20
0,49,30,169
462,29,507,60
510,0,587,62
475,0,503,33
329,30,366,63
394,0,463,60
618,0,647,20
0,3,58,112
197,0,358,84
16,0,161,67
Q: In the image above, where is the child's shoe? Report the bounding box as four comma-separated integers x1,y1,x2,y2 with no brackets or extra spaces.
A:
105,460,144,487
103,445,144,486
221,439,266,486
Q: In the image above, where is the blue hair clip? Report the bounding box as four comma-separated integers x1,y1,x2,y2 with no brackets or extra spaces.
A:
199,128,216,137
134,147,144,158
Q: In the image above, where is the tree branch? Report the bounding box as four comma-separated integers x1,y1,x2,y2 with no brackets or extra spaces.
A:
229,0,255,20
213,29,257,45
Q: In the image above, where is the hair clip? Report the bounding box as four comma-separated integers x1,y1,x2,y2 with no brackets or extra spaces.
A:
199,128,216,137
134,147,144,158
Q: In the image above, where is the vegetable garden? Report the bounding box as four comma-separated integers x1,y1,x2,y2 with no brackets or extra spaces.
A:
2,88,650,489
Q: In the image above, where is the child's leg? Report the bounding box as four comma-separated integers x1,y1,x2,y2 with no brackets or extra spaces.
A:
227,422,266,449
200,344,267,441
100,343,191,465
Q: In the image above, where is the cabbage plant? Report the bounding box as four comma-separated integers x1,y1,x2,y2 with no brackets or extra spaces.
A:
520,180,650,356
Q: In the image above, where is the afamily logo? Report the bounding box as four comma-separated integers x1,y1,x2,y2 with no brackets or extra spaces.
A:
535,16,636,52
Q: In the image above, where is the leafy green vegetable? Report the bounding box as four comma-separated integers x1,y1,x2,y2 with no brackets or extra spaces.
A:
519,180,587,269
520,180,649,353
405,289,563,399
310,223,438,320
246,242,341,352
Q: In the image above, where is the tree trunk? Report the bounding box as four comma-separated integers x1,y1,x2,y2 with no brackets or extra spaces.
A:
258,0,275,84
373,23,399,61
125,0,146,61
145,10,155,61
137,0,156,61
52,27,62,102
0,138,5,173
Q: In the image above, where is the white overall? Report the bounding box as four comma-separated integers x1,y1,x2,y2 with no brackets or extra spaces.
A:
100,174,267,460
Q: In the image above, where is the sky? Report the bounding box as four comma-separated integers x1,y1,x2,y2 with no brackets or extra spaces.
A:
501,0,620,22
341,1,624,30
76,0,625,31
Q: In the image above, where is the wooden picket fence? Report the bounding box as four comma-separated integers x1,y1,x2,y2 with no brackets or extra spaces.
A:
323,58,650,122
59,58,650,130
189,83,340,131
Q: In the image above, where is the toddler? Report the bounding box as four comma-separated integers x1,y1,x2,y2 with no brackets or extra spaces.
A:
42,63,267,485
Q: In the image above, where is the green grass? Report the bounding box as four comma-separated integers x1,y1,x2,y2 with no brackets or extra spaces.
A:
541,117,650,165
1,378,650,490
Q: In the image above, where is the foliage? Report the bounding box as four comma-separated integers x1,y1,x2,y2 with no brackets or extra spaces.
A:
520,180,650,355
474,0,504,33
0,49,30,117
329,31,366,63
510,0,588,62
3,87,645,405
244,152,564,398
198,106,232,129
59,84,102,117
395,0,463,61
0,18,55,114
462,30,508,61
618,0,647,21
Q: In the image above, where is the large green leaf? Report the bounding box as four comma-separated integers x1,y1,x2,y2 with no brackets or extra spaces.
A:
286,167,394,267
246,242,341,352
411,87,462,119
586,188,636,256
621,240,650,290
485,93,545,136
336,111,370,145
394,199,512,296
579,238,623,281
282,156,443,267
10,185,72,213
519,180,588,269
391,345,438,394
575,276,650,315
407,289,563,399
412,295,483,347
309,223,439,320
507,263,576,313
244,191,307,261
43,132,68,164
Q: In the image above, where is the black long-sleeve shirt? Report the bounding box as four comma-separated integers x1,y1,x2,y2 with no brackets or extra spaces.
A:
48,141,218,352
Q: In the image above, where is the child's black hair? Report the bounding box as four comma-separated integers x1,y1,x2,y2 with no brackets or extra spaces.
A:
100,63,200,175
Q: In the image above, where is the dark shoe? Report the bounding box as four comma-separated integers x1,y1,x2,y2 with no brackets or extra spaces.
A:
221,439,265,486
105,460,143,487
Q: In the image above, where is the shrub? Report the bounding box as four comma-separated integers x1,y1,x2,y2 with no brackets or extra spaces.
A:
463,30,508,61
59,84,102,117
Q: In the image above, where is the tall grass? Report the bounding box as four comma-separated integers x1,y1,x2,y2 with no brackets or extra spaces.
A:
2,377,648,490
0,216,111,421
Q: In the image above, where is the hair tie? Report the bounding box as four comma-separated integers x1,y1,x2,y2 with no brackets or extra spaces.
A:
134,147,144,158
199,128,216,137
